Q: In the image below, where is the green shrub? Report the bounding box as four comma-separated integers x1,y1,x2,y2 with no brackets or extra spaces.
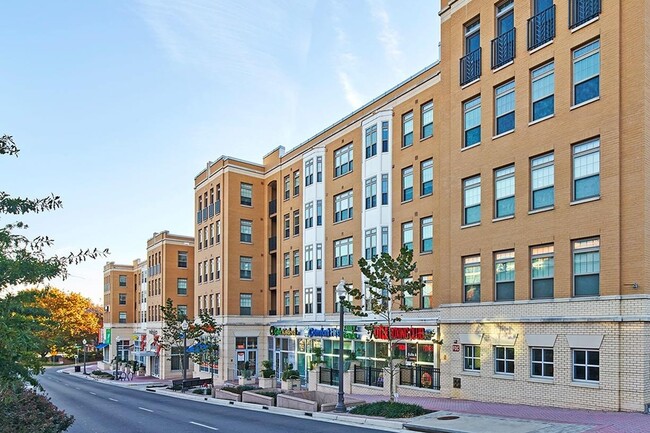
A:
220,385,258,395
192,388,210,395
350,401,431,418
261,360,275,378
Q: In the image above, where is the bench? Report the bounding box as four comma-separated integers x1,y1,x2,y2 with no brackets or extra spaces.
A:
171,377,213,390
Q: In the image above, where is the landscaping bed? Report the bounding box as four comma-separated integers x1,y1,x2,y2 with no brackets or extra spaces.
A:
349,401,431,418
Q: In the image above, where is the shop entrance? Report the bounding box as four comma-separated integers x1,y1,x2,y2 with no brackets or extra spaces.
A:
235,337,257,376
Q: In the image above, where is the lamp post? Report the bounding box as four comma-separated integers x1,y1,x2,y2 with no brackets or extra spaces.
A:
115,336,120,380
181,320,189,392
82,339,87,375
334,278,347,413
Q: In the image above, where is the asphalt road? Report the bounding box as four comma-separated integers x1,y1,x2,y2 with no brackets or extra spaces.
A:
40,367,387,433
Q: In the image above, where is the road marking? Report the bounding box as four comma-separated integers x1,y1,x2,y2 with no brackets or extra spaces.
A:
189,421,218,430
138,407,154,413
89,392,97,395
74,387,80,390
108,398,118,402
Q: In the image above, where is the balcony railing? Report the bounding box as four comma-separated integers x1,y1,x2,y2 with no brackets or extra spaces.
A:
269,199,277,216
569,0,601,29
268,236,277,252
353,365,384,388
215,200,221,215
399,364,441,390
268,273,277,288
196,210,202,224
208,203,214,218
319,366,339,386
491,28,516,69
202,207,208,221
460,48,481,86
528,5,555,50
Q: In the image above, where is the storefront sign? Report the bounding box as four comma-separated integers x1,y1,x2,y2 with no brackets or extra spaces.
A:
370,325,427,341
308,327,339,338
343,325,361,340
269,326,299,336
237,352,245,362
452,344,461,352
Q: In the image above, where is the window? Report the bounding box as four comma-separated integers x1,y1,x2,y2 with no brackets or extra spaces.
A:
316,244,323,269
531,62,554,121
316,156,323,182
209,224,214,245
402,222,413,251
284,292,290,315
119,275,127,287
365,124,377,158
283,175,290,200
421,159,433,196
463,345,481,371
402,112,413,147
573,138,600,201
421,275,433,309
334,143,353,177
240,293,252,315
178,251,188,268
494,165,515,218
209,258,214,280
573,39,600,105
305,202,314,229
305,159,314,186
198,262,203,283
316,287,322,314
465,19,480,54
240,183,252,206
283,253,290,277
531,348,554,378
119,312,127,324
495,251,515,301
573,238,600,296
463,96,481,148
463,256,481,302
177,305,187,319
293,210,300,236
365,228,377,260
203,260,208,282
334,190,353,222
293,170,300,196
305,245,313,271
293,290,299,314
198,229,203,250
381,121,389,152
420,217,433,253
573,349,599,382
381,174,389,205
240,256,252,279
216,257,221,279
177,278,188,295
531,153,554,210
283,214,290,239
494,346,515,375
365,177,377,209
492,0,515,68
531,245,554,298
203,227,208,248
293,250,300,275
334,237,353,268
240,219,252,243
402,166,413,202
463,176,481,225
216,220,221,243
381,226,389,254
461,18,482,85
305,288,313,314
118,293,126,305
420,101,434,139
495,80,515,135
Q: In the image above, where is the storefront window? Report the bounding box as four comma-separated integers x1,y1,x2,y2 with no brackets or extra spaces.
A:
235,337,257,375
418,344,435,363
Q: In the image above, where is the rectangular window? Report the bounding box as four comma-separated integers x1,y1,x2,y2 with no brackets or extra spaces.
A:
293,250,300,275
573,39,600,105
495,251,515,301
463,345,481,371
178,251,188,268
316,287,322,314
402,166,413,202
463,176,481,225
402,111,413,147
305,245,313,271
209,224,214,245
216,220,221,243
334,143,353,177
176,278,188,295
495,80,515,135
240,219,252,243
531,62,555,121
381,173,389,205
381,121,389,152
316,244,323,269
203,260,208,284
365,228,377,260
334,190,353,222
283,214,290,239
316,200,323,226
293,210,300,236
531,153,554,210
421,159,433,196
402,222,413,251
305,159,314,186
284,292,290,315
334,237,353,268
573,138,600,201
531,245,554,299
463,96,481,148
305,288,313,314
119,312,127,324
420,216,433,253
403,277,414,309
305,202,314,229
198,262,203,283
574,349,600,382
283,253,290,277
421,101,433,138
573,238,600,296
421,275,433,309
293,290,300,315
494,165,515,218
531,348,554,378
240,183,252,206
463,256,481,302
365,124,377,158
119,275,127,287
240,293,252,316
316,156,323,182
293,170,300,196
494,346,515,375
216,257,221,279
240,256,252,279
365,177,377,209
283,175,290,200
381,226,389,254
118,293,126,305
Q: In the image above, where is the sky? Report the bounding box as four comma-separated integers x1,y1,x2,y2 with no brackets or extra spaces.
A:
0,0,440,304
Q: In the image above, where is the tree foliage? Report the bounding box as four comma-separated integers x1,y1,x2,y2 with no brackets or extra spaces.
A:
0,382,74,433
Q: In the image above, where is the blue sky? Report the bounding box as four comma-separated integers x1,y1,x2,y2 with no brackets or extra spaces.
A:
0,1,440,303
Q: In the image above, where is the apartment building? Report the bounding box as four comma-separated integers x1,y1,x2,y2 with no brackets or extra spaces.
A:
193,0,649,411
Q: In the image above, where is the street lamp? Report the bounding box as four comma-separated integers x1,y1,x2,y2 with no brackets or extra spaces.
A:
115,336,121,380
334,278,347,413
82,339,87,375
181,320,189,392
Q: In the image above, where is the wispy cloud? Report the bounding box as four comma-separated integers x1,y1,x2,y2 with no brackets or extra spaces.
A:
367,0,405,77
331,0,364,109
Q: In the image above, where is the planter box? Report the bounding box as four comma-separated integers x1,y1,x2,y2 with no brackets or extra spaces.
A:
281,378,300,391
276,390,365,412
238,377,256,386
242,390,277,406
258,377,276,389
215,389,241,402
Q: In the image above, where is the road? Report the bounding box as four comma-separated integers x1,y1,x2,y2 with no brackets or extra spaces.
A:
40,367,387,433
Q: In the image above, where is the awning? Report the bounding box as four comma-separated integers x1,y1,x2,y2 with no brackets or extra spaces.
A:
96,343,108,349
186,343,208,353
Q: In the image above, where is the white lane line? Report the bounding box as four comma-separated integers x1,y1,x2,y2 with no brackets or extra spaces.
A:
108,398,118,402
74,387,80,390
89,392,97,395
138,407,154,413
189,421,218,431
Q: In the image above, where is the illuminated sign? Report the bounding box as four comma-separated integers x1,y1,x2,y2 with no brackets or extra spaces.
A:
308,327,339,338
370,326,429,341
269,326,299,336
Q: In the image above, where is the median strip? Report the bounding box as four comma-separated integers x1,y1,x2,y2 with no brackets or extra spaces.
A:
189,421,218,430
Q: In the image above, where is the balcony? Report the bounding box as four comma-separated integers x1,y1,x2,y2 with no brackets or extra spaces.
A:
268,236,277,252
527,5,555,50
569,0,601,29
269,199,277,216
202,207,208,221
208,203,214,218
196,210,202,224
491,28,516,69
268,273,277,288
215,200,221,215
460,48,481,86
